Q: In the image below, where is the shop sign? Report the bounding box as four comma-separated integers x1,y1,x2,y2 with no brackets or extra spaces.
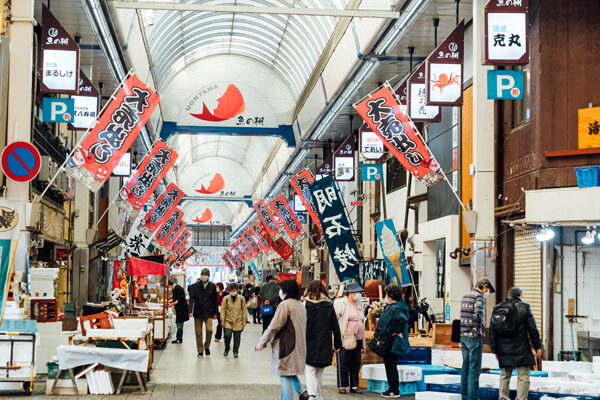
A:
250,221,273,253
293,194,307,212
0,200,27,240
256,223,294,261
484,0,529,65
269,195,305,241
40,5,79,94
334,134,355,181
357,260,386,287
426,21,465,106
140,184,184,235
407,63,441,122
65,74,160,193
69,70,100,131
228,247,242,264
375,219,412,286
296,213,308,224
316,154,333,179
253,199,281,239
360,127,385,161
42,98,74,123
308,175,360,282
350,201,363,207
362,164,383,181
395,80,408,106
152,209,183,244
354,84,444,187
118,141,178,215
242,230,261,256
123,211,152,258
112,153,132,177
487,70,524,99
578,106,600,149
290,169,322,230
224,250,238,267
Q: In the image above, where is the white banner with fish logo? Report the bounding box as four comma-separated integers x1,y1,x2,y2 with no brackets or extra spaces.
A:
0,200,31,240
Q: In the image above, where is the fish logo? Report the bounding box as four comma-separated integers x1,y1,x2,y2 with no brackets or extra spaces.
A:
190,84,246,122
195,173,225,195
192,208,213,224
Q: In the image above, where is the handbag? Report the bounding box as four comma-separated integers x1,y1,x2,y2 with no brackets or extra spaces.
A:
260,304,273,315
342,302,359,350
247,295,258,309
368,331,393,357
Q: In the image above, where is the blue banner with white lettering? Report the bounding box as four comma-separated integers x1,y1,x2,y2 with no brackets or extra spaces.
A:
248,262,262,283
375,219,411,286
308,175,360,281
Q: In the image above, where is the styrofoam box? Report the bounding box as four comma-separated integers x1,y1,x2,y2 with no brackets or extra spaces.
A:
543,361,593,374
424,374,461,385
437,349,499,369
361,364,422,382
30,268,60,280
415,392,461,400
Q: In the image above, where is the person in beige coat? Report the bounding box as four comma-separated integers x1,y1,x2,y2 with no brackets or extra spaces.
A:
256,279,309,400
220,283,247,358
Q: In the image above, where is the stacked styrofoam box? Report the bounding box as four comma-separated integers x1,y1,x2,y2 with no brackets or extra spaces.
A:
543,361,593,374
591,314,600,338
593,356,600,378
36,322,68,368
0,333,37,378
29,268,59,299
433,349,500,369
361,364,423,383
479,374,518,390
85,369,114,395
424,374,461,385
415,392,461,400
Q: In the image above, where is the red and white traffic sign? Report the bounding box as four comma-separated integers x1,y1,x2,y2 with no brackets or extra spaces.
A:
1,141,42,182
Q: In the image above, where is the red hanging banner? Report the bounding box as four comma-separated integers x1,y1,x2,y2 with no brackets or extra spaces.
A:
290,169,322,230
232,242,248,261
238,236,255,258
127,257,166,277
257,223,294,261
250,221,273,253
118,141,178,214
241,230,260,257
153,209,184,247
140,184,185,236
222,255,235,270
354,84,444,187
269,195,305,241
253,199,281,238
66,74,160,192
172,230,190,253
160,218,186,248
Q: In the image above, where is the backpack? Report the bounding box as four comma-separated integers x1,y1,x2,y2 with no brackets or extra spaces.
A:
491,300,517,337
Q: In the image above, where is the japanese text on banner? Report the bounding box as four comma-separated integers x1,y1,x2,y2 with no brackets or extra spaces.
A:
269,195,305,241
290,169,322,230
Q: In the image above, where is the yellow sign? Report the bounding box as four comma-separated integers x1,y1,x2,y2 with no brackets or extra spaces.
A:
578,106,600,149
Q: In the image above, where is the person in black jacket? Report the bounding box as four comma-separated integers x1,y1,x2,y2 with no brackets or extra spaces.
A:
168,278,189,344
305,280,342,400
490,287,542,400
188,268,218,357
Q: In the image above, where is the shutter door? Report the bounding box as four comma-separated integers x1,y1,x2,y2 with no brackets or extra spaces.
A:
514,228,543,336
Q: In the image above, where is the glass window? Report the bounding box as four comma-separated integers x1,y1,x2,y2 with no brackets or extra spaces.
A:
511,64,531,129
386,156,407,193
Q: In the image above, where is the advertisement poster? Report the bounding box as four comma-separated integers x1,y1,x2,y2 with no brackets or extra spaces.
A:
375,219,411,286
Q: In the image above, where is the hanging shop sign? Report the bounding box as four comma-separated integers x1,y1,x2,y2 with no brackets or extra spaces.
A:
40,5,79,94
224,250,238,266
354,84,444,187
357,260,386,287
65,74,160,193
407,63,441,122
316,154,333,179
42,98,74,123
334,134,355,181
250,221,273,253
0,200,29,240
426,21,465,106
242,230,261,256
112,153,132,177
123,211,152,258
269,195,305,241
229,247,242,264
140,184,184,235
118,141,178,215
69,70,100,131
152,209,183,245
290,169,322,230
487,70,524,100
171,230,190,253
395,80,408,106
293,194,307,212
375,219,412,286
1,142,41,183
253,199,281,239
578,106,600,149
257,223,294,261
308,175,360,282
360,126,385,161
484,0,529,65
362,164,383,181
238,235,255,258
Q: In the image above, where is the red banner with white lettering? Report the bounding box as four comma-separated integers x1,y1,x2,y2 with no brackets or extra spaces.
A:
153,209,184,244
253,199,281,238
222,255,235,270
258,223,294,261
354,85,444,187
118,141,178,214
140,184,185,236
290,169,322,230
241,231,260,257
269,195,305,241
66,74,160,192
166,226,186,251
250,221,273,253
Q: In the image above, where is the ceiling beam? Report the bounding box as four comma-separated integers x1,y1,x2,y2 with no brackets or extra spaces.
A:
112,1,400,19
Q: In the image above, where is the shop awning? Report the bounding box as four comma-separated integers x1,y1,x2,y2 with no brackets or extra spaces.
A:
127,257,167,277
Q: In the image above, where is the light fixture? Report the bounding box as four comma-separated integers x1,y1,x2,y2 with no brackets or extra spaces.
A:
582,227,596,245
535,225,555,242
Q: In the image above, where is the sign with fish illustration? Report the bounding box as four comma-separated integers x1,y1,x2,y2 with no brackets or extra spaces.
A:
192,208,212,224
426,21,465,106
180,82,279,128
193,172,226,195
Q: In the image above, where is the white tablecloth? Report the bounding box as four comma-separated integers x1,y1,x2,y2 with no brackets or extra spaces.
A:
57,345,149,372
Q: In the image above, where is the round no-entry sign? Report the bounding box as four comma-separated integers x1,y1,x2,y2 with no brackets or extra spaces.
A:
1,141,42,182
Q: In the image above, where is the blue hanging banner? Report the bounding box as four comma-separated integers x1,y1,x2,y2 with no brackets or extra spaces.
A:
357,260,386,286
375,219,412,287
248,262,262,282
308,175,360,281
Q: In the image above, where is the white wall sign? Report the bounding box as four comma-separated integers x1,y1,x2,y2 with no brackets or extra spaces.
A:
42,49,78,92
71,95,98,130
485,0,529,65
334,157,354,181
360,130,385,160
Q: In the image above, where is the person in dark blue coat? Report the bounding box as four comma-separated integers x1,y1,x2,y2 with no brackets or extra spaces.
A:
374,284,410,398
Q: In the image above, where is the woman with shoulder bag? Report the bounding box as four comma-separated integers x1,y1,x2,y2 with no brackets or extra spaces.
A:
333,282,365,394
372,284,410,398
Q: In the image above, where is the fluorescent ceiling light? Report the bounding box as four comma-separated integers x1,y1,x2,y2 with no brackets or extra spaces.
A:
375,0,430,55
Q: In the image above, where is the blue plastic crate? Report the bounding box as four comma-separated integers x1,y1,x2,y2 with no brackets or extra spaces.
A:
426,383,461,393
366,381,417,395
397,346,432,365
575,166,600,187
416,364,460,391
487,370,548,377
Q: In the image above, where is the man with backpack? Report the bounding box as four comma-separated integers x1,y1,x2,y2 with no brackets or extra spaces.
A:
490,287,542,400
459,278,495,400
220,283,247,358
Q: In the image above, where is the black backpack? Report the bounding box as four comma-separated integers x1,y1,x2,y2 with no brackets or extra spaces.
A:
491,300,517,337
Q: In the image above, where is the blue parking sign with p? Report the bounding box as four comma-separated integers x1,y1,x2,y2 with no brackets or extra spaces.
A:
362,164,383,181
42,98,75,123
487,70,524,100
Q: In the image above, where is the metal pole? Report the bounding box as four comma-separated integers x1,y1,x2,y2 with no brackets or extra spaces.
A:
456,0,460,26
433,18,440,47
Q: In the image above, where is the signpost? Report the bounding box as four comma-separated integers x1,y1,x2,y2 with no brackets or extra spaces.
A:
1,142,41,182
487,70,524,100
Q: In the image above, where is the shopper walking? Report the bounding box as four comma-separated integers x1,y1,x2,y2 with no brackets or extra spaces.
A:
220,283,247,358
168,278,189,344
215,282,226,342
305,280,342,400
260,275,280,333
188,268,218,357
334,282,365,394
256,279,309,400
252,286,263,324
373,284,410,398
460,278,495,400
490,287,542,400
